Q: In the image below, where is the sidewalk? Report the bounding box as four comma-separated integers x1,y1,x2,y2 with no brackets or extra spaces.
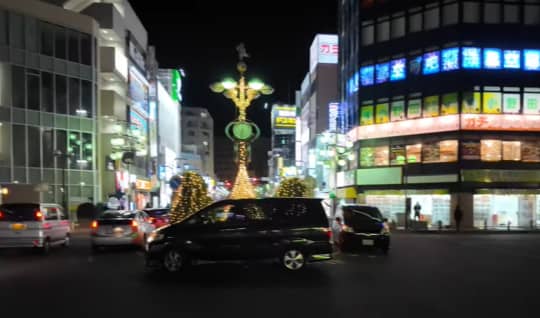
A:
393,228,540,234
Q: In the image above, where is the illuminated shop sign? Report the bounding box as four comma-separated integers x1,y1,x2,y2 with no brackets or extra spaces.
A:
442,48,459,71
503,50,521,69
328,102,339,132
484,48,502,69
524,50,540,71
360,66,374,86
461,114,540,131
375,63,390,83
309,34,338,72
390,58,406,81
462,47,482,69
129,66,149,116
423,51,440,75
272,106,297,129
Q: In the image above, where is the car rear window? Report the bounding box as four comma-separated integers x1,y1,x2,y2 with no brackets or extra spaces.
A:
145,209,168,217
344,206,383,220
99,210,135,219
0,204,40,221
266,199,328,226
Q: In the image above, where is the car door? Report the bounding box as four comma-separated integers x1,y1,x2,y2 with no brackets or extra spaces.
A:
57,206,71,236
241,200,275,259
43,205,60,241
183,201,248,260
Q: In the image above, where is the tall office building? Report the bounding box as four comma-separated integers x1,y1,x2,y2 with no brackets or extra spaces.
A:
340,0,540,229
181,107,214,179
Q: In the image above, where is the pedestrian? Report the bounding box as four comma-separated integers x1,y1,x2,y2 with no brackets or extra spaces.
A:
454,205,463,232
414,202,421,221
332,217,344,249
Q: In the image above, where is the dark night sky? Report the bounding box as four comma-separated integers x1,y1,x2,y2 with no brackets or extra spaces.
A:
130,1,337,137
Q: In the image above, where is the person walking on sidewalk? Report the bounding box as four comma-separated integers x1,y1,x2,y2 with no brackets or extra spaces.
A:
454,205,463,232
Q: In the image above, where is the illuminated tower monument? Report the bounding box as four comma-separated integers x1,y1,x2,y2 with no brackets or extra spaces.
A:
210,44,273,199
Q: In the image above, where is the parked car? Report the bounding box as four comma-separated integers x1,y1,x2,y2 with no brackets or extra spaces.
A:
142,208,170,229
90,210,155,251
145,198,333,273
334,205,390,254
0,203,71,254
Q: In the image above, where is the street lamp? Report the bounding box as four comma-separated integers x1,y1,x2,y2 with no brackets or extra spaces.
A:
210,43,273,199
53,149,71,212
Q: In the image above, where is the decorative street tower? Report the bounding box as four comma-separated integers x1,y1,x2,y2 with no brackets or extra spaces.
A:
210,44,273,199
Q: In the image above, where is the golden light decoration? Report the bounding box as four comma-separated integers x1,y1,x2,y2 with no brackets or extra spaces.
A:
275,178,308,198
210,44,273,199
169,171,212,224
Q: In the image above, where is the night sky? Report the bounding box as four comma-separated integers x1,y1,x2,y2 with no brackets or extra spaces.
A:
130,1,337,137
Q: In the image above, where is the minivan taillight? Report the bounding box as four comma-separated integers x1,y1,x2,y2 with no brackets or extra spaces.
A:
323,227,332,242
90,220,98,233
131,220,138,232
35,210,43,221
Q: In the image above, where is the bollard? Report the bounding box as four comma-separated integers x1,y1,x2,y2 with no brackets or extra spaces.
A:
507,221,511,232
484,219,488,230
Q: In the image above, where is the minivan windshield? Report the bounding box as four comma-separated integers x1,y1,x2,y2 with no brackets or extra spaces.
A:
344,206,383,220
145,209,169,217
0,204,40,221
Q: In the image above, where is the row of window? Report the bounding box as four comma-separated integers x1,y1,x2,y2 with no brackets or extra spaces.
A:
0,10,93,65
360,1,540,46
347,46,540,93
0,123,93,170
360,88,540,125
9,66,94,117
359,139,540,167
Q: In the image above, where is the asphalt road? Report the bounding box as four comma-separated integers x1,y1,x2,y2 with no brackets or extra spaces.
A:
1,232,539,318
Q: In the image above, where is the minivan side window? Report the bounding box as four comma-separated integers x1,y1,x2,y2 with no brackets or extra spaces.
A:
270,201,313,226
191,203,246,226
242,202,270,221
45,207,58,220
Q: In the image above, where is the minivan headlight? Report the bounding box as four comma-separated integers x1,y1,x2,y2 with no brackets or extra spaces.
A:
147,231,165,244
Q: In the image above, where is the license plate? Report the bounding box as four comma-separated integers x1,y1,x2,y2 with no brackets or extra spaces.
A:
362,239,374,246
11,223,27,231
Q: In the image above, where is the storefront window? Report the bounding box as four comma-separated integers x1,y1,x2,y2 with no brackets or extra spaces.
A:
462,91,481,113
481,140,502,161
422,142,440,163
482,92,502,114
441,93,458,115
390,145,406,165
474,194,536,229
406,144,421,163
360,105,374,125
439,140,458,162
375,103,389,124
461,140,481,160
503,141,521,161
521,141,540,162
374,146,389,166
360,147,374,167
391,100,405,121
423,95,439,117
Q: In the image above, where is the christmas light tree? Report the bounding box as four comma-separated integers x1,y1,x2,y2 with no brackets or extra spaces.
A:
169,171,213,224
229,162,257,199
275,178,308,198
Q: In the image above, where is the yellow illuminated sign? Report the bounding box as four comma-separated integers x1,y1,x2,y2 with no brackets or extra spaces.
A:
275,117,296,128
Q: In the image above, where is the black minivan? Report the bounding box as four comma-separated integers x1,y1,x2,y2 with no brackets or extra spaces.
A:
337,205,390,253
145,198,333,273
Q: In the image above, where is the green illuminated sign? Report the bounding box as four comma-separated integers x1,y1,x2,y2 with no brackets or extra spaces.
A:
171,70,182,102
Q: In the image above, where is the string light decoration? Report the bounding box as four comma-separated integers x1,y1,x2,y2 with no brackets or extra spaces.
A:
210,43,273,200
275,178,308,198
169,171,213,224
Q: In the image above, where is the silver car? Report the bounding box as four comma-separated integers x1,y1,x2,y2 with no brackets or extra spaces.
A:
0,203,71,254
90,210,155,251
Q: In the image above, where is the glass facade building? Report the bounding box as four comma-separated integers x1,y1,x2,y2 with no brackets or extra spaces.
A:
339,0,540,229
0,7,98,212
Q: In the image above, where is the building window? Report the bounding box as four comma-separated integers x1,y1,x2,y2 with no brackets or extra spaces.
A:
81,80,92,117
13,125,26,166
69,78,80,115
406,144,422,163
40,22,54,56
409,9,423,33
374,146,389,166
68,30,80,63
422,142,440,163
80,33,92,65
522,141,540,162
484,3,501,24
0,10,7,45
0,122,11,166
25,18,38,53
55,26,67,59
376,18,389,42
442,2,458,25
481,140,502,161
439,140,458,162
42,72,54,113
55,75,67,114
188,130,195,137
503,141,521,161
525,5,540,25
390,145,406,165
9,12,24,49
424,5,440,30
12,66,25,109
82,133,93,170
361,22,374,46
28,126,40,167
27,69,40,111
391,15,405,38
55,130,67,169
463,2,480,23
504,5,520,24
42,129,54,168
69,132,81,170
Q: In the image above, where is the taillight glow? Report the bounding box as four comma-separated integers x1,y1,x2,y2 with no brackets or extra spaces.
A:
147,217,155,224
324,228,332,241
0,211,3,219
131,220,138,229
90,220,98,229
35,211,43,221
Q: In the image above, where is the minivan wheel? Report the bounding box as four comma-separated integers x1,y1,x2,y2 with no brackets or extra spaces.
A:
163,249,185,273
62,234,71,247
282,249,306,271
41,239,51,255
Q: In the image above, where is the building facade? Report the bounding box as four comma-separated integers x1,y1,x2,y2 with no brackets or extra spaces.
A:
340,0,540,229
181,107,214,179
296,34,340,192
0,0,99,215
268,104,296,180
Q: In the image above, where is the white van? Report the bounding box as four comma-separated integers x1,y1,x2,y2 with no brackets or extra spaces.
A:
0,203,71,254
